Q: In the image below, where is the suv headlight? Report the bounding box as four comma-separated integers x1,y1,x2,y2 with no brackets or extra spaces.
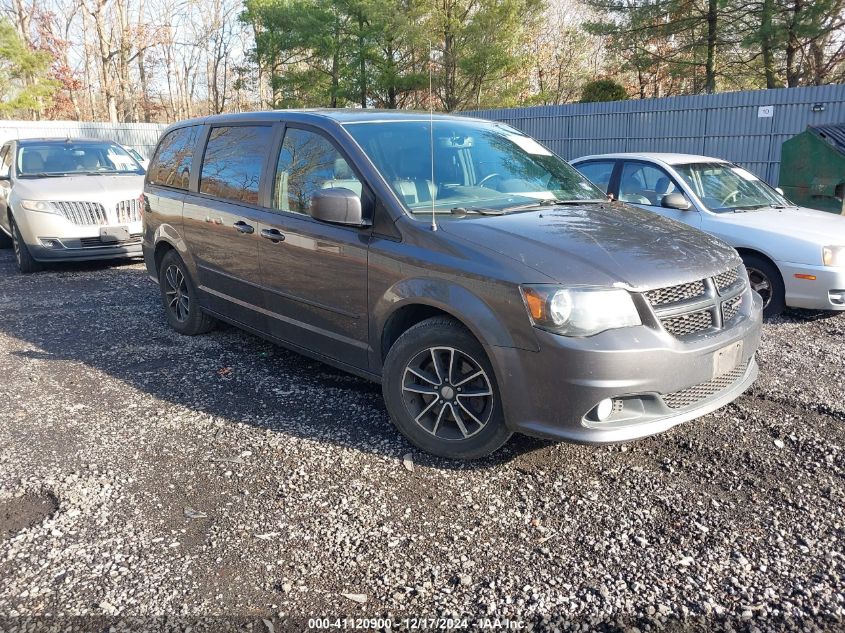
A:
520,285,641,336
823,245,845,267
19,200,55,213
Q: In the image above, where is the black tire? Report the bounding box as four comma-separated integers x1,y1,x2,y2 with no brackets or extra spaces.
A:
10,217,41,273
158,249,216,335
741,253,785,318
382,316,511,459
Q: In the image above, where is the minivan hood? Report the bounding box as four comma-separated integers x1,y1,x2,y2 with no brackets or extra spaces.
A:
13,174,144,201
712,205,845,243
441,203,740,289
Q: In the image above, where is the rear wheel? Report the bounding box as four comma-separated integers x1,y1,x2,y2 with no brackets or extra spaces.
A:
10,217,41,273
158,249,216,335
741,253,785,318
382,316,511,459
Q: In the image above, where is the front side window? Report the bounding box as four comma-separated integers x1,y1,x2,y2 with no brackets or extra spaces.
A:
200,126,272,205
148,126,200,190
343,119,604,214
575,160,615,193
618,162,679,206
16,141,144,178
674,162,789,212
273,128,362,214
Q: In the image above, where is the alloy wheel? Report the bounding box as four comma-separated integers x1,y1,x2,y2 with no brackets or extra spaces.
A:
164,264,190,322
746,266,772,309
401,346,494,441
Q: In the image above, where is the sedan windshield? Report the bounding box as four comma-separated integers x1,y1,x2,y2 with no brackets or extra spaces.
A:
343,119,605,214
673,162,791,212
17,141,144,177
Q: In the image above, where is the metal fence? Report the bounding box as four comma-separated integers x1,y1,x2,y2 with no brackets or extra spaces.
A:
465,85,845,185
0,121,167,159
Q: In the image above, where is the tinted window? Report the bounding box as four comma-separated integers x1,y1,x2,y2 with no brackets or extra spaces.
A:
575,161,615,193
618,162,678,206
149,126,200,189
200,126,271,205
273,128,362,213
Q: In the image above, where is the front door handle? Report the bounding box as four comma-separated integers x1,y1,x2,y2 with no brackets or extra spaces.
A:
234,221,254,234
261,228,286,243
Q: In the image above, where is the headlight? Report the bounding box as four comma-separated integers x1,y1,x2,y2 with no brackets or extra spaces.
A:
19,200,55,213
520,285,642,336
823,245,845,267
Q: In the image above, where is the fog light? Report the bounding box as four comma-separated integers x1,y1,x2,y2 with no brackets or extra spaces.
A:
39,238,59,248
830,290,845,306
595,398,614,421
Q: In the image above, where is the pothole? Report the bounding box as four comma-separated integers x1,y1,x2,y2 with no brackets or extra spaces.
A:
0,492,59,540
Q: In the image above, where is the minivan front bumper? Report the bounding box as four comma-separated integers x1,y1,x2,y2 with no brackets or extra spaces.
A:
490,292,763,444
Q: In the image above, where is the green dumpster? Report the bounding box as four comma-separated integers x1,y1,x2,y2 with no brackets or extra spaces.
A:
779,124,845,215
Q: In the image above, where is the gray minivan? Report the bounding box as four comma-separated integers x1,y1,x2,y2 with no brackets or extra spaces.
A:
142,110,762,459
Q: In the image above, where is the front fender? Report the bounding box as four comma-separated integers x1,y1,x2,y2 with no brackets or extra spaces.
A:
371,276,539,362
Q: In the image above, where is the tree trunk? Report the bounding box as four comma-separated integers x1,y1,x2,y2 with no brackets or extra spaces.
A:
705,0,717,93
785,0,803,87
760,0,778,88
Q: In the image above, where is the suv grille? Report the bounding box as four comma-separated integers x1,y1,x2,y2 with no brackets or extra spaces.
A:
662,361,749,409
644,266,747,340
116,198,141,223
51,201,108,226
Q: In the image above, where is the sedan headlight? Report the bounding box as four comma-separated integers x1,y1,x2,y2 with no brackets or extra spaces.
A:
19,199,55,213
520,285,641,336
823,245,845,267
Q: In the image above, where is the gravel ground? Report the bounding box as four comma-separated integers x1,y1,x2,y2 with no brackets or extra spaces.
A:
0,249,843,632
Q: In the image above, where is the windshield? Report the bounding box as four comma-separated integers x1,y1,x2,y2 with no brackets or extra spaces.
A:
17,141,144,177
343,119,605,214
673,162,790,212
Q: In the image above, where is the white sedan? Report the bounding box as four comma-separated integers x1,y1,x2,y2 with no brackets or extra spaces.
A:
572,153,845,316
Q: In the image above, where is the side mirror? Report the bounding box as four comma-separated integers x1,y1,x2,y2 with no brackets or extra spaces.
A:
310,188,366,226
775,187,784,195
662,192,692,210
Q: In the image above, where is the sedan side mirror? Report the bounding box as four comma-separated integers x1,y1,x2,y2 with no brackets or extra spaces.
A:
310,187,366,226
662,192,692,210
775,187,784,195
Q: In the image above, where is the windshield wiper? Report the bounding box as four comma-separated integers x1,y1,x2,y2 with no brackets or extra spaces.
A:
501,198,605,212
21,172,71,178
450,206,505,216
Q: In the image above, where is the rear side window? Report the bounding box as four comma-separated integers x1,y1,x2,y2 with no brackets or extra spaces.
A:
200,126,271,205
148,126,200,189
0,145,10,178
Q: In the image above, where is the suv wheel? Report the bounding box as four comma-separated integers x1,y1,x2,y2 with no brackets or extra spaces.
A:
382,316,511,459
10,217,41,273
741,254,785,318
158,250,216,335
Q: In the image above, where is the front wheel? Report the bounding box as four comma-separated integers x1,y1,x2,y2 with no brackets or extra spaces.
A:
742,254,785,318
158,250,216,335
382,316,511,459
10,217,41,273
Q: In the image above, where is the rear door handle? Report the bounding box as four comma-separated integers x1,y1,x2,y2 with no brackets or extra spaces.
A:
234,221,254,234
261,228,286,243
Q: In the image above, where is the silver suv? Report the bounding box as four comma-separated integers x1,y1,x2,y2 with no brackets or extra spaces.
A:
0,138,146,272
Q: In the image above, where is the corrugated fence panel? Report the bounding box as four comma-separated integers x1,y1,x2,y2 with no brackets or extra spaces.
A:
464,85,845,185
0,121,167,159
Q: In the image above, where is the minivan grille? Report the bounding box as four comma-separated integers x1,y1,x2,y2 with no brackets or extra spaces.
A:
51,201,108,226
644,266,747,340
662,361,749,409
116,198,140,223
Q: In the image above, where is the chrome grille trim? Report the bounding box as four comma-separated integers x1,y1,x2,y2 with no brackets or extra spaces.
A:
50,201,107,226
643,265,748,340
116,198,140,223
662,361,750,409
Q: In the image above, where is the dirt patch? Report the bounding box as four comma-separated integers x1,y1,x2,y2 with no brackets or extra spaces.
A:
0,493,58,540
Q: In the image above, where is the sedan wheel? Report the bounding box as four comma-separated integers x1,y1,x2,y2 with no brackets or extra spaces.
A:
741,253,785,318
746,266,772,309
